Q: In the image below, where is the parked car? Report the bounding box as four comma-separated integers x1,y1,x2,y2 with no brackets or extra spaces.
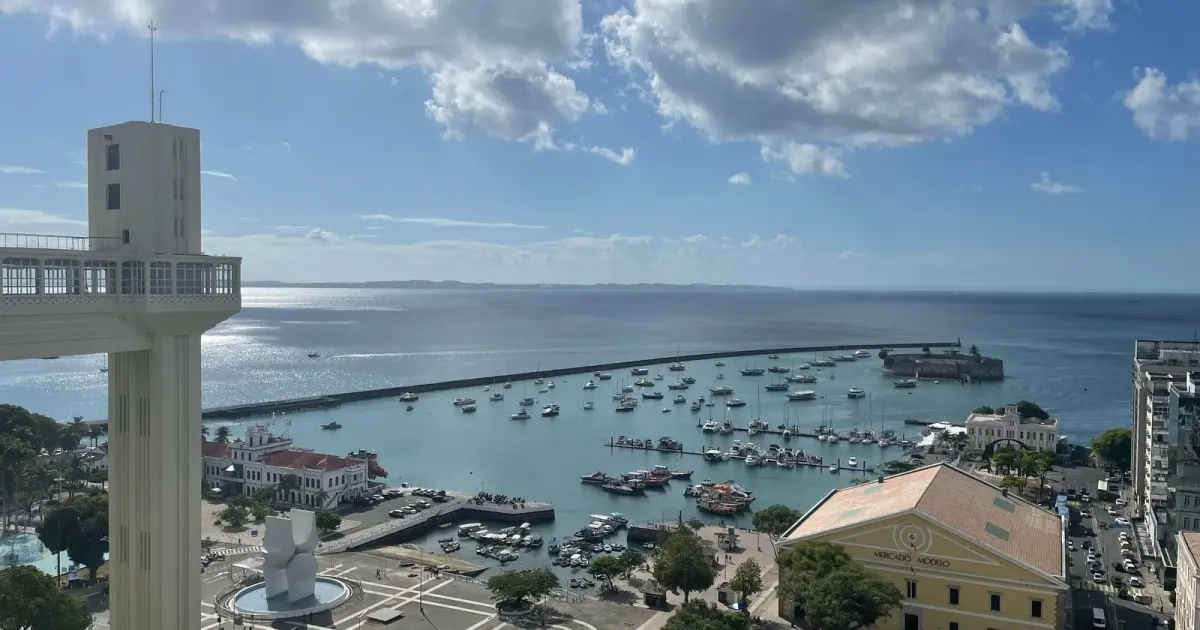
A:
1129,576,1144,588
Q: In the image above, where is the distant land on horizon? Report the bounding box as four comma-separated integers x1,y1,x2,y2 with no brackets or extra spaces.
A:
241,280,795,291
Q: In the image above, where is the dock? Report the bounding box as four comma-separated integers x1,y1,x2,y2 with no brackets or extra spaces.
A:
604,437,876,473
80,341,959,428
319,496,555,555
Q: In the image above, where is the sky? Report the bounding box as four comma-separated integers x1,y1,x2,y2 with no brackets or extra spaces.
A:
1,1,1199,291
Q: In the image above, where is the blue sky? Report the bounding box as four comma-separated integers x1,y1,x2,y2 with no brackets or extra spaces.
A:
1,0,1199,291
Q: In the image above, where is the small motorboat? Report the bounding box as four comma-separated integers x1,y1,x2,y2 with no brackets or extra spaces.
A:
321,422,342,430
661,407,671,413
848,457,858,467
583,402,595,410
399,392,419,402
307,352,321,358
461,404,478,413
489,393,504,402
510,409,531,420
405,405,414,412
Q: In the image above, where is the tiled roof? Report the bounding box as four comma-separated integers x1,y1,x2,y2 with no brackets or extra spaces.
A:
784,463,1065,579
1180,532,1200,568
202,441,232,459
264,449,359,472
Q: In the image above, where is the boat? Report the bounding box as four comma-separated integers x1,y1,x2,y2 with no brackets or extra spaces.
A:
307,352,320,358
787,390,816,401
321,422,342,430
669,362,686,371
767,366,790,373
690,401,703,411
642,391,664,400
764,382,789,392
702,421,720,432
601,482,637,495
828,465,839,474
797,363,811,370
548,381,556,389
726,398,747,407
854,349,872,358
583,380,597,390
654,374,664,381
836,355,855,362
848,457,858,467
453,397,476,406
583,401,595,410
894,379,918,388
541,404,561,417
767,354,780,359
581,471,609,484
520,397,536,406
717,373,725,379
615,402,636,412
406,405,414,411
714,361,726,367
635,378,654,387
681,376,697,384
709,386,734,396
847,387,866,399
662,407,671,413
812,358,836,367
667,381,689,390
503,381,513,389
598,373,613,380
788,374,817,383
510,409,531,420
673,394,687,404
534,378,544,385
489,393,504,401
740,367,766,376
399,392,419,402
461,404,477,413
744,454,760,466
631,367,649,376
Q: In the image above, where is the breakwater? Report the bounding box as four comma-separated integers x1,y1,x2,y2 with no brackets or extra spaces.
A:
84,341,959,427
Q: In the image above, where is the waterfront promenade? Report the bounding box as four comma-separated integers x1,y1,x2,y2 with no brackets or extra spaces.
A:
82,341,958,427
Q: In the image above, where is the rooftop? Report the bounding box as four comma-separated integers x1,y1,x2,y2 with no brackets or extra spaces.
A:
783,463,1065,578
1179,532,1200,570
966,410,1059,427
202,441,232,459
263,449,362,472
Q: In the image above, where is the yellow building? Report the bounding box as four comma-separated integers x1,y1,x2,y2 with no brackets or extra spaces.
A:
778,463,1068,630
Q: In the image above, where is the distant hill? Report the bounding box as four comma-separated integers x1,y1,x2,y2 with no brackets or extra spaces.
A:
241,280,793,292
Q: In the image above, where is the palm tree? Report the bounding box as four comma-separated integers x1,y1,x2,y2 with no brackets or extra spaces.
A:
214,426,232,444
200,425,210,439
277,473,302,505
314,489,330,510
87,425,104,448
968,344,981,362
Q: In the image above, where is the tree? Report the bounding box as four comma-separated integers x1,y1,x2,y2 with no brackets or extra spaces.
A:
1011,400,1050,420
968,344,981,361
779,541,902,630
752,504,803,536
220,505,249,528
992,448,1017,475
486,567,559,607
1091,428,1132,472
617,549,645,580
880,460,918,475
685,517,705,530
999,476,1024,492
68,510,109,582
36,504,81,581
277,473,302,504
729,558,764,605
588,555,624,590
921,346,931,355
0,565,91,630
651,528,717,602
1018,451,1055,502
315,510,342,534
972,406,995,415
214,425,232,444
663,600,751,630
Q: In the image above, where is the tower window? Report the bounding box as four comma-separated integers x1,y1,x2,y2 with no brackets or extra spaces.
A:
106,183,121,210
106,143,120,171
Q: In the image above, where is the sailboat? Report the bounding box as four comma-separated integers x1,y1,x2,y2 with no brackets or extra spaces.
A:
99,354,109,374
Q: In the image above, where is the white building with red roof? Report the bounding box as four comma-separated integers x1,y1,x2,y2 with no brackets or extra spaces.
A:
202,424,368,509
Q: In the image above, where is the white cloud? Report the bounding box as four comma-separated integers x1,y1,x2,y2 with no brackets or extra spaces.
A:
1031,172,1082,194
55,181,87,188
0,0,623,162
601,0,1104,174
728,172,751,185
0,165,43,175
360,215,549,230
836,250,867,261
0,207,87,233
760,143,847,178
201,169,238,182
1123,68,1200,142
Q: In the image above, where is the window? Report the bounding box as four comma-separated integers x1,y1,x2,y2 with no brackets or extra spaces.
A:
121,261,145,295
948,587,959,605
84,260,117,294
106,143,120,170
1,257,38,295
1031,599,1043,618
149,262,172,294
905,580,917,599
990,593,1001,612
106,183,121,210
949,624,959,630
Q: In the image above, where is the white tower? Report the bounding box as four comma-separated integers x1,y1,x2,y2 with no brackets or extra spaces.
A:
0,121,240,630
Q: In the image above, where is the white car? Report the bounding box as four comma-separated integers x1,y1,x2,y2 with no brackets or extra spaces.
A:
1129,576,1144,588
1087,554,1098,564
1093,572,1105,583
1107,507,1120,516
1115,517,1131,526
1080,510,1092,518
1116,498,1126,507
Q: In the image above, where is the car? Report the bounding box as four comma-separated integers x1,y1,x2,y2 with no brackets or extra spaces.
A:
402,506,418,514
1087,554,1098,563
1108,507,1120,516
1121,541,1133,550
1082,540,1092,549
1129,576,1144,588
1093,572,1105,583
1080,510,1091,518
1112,561,1127,572
1115,517,1131,526
1111,576,1123,586
1116,498,1126,507
1068,542,1076,551
388,509,404,518
1118,587,1131,600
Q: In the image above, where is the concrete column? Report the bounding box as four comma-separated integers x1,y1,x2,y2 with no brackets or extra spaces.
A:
108,334,203,630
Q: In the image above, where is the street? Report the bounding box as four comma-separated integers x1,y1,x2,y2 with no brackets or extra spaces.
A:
1059,465,1172,630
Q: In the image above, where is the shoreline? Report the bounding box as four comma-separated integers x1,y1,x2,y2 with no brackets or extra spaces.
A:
84,340,960,427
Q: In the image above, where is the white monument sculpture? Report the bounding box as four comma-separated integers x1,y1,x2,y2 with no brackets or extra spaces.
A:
261,509,319,602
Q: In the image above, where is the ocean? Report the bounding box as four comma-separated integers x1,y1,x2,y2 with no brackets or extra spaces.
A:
2,288,1193,570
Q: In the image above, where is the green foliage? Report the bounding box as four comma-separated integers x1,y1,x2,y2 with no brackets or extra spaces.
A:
1000,476,1024,491
972,406,995,415
587,555,624,589
0,565,91,630
36,495,109,582
968,344,981,359
751,504,803,536
779,541,902,630
663,600,751,630
1003,400,1049,420
685,517,705,530
880,460,918,475
651,528,717,603
250,502,271,523
315,510,342,534
36,506,81,556
617,549,645,579
214,425,232,443
729,558,764,604
219,505,249,528
486,567,559,605
1091,428,1133,472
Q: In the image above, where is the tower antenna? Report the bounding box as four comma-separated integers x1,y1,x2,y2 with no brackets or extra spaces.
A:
158,90,164,123
149,20,157,122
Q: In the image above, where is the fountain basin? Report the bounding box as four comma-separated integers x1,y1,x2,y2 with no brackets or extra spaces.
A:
229,576,350,620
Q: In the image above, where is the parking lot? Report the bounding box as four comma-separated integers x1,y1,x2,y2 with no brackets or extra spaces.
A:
1060,466,1172,630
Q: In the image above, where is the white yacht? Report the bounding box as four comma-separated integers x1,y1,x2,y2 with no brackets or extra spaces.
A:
510,409,530,420
520,397,536,406
548,381,556,389
583,380,597,390
453,397,476,406
744,454,760,466
673,394,687,404
598,373,613,380
846,387,866,399
702,421,720,432
726,398,747,407
661,407,671,413
583,401,595,410
847,457,858,467
490,393,504,401
714,361,726,367
541,404,561,417
854,349,872,358
796,363,811,370
503,381,513,389
829,464,839,473
787,390,817,401
788,374,818,383
690,400,703,411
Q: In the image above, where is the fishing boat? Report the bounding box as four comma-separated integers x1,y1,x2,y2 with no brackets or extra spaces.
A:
812,358,836,367
580,471,610,484
709,386,734,396
631,367,650,376
764,382,789,392
767,365,790,373
788,374,817,383
642,391,664,400
740,366,766,376
667,381,689,390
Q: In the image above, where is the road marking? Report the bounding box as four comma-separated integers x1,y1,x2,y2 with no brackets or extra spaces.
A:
360,578,499,607
361,587,494,616
340,578,453,630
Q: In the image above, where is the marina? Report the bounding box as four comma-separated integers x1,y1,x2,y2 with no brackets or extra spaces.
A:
603,436,878,472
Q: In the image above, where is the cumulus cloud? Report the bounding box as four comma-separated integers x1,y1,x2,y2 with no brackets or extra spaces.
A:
1031,172,1082,194
0,0,627,162
601,0,1106,175
727,172,751,185
1123,68,1200,142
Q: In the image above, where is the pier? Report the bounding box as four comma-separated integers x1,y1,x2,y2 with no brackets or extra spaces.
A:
319,495,555,554
604,437,876,473
80,341,959,428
